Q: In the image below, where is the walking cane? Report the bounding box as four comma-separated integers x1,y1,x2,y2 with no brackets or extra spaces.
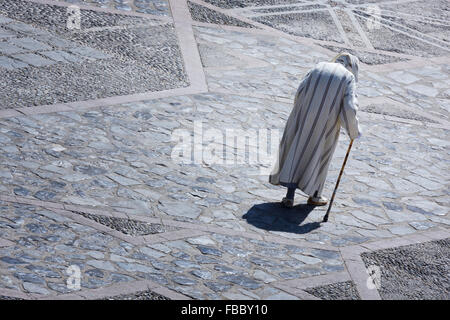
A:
322,139,354,222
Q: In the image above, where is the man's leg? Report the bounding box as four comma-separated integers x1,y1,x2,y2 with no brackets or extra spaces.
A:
286,187,296,200
281,187,296,208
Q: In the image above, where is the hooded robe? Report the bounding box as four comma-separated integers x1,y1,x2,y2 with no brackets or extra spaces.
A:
269,53,362,197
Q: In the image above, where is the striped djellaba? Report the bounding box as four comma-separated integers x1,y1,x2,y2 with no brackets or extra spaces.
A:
269,54,362,197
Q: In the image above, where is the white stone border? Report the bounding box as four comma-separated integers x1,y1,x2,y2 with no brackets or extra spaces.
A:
169,0,208,92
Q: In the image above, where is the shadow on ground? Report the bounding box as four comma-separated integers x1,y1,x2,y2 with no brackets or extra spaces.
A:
243,202,321,234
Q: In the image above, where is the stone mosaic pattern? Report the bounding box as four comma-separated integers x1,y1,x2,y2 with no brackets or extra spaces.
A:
376,0,450,44
195,26,316,97
188,1,255,28
195,26,450,121
0,88,448,247
0,16,110,70
304,281,361,300
352,12,450,58
0,0,188,109
319,45,408,65
205,0,450,62
361,238,450,300
249,4,326,14
0,201,140,295
197,42,249,68
0,0,448,301
202,0,303,9
76,212,180,236
331,8,365,47
0,295,23,300
255,10,344,43
103,289,170,300
56,0,171,16
0,201,343,299
2,0,162,32
360,104,438,123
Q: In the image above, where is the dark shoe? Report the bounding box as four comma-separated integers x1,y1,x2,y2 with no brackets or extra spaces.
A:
281,197,294,208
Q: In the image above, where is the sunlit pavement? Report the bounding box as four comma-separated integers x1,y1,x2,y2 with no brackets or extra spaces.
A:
0,0,448,300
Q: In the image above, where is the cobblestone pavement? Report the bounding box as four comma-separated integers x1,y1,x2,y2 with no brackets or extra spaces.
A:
55,0,171,16
0,0,186,108
0,0,449,300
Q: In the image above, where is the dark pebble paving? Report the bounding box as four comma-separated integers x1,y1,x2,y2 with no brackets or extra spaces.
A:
0,0,188,109
353,10,450,58
361,238,450,300
76,212,179,236
251,4,325,13
319,45,409,65
253,11,343,43
202,0,302,9
360,104,438,123
102,289,170,300
304,281,361,300
0,295,24,300
188,1,255,28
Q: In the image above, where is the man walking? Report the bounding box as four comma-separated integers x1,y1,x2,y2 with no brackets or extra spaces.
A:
269,52,362,208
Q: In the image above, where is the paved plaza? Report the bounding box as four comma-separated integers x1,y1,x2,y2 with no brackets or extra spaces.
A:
0,0,449,300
